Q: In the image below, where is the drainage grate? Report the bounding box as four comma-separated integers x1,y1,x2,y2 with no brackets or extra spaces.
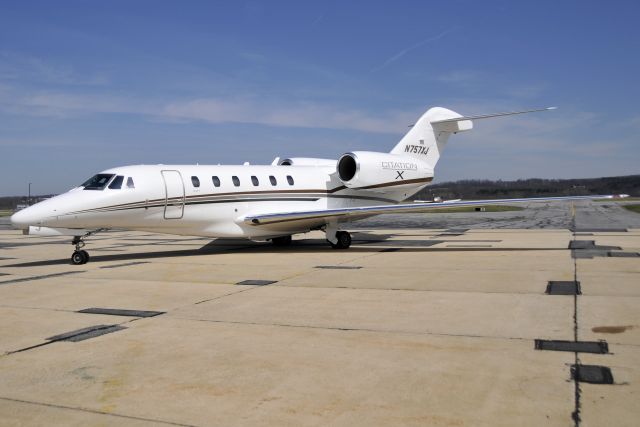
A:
569,240,623,259
47,325,126,342
569,240,596,249
379,248,401,252
571,364,614,384
572,228,627,233
445,228,469,233
78,308,165,317
314,265,362,270
535,339,608,354
236,279,277,286
546,281,581,295
608,251,640,258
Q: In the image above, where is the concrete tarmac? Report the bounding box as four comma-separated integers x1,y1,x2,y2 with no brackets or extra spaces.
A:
0,201,638,426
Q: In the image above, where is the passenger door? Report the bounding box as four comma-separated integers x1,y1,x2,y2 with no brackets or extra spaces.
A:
161,170,185,219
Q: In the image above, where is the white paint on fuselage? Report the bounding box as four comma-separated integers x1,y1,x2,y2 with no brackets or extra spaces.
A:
12,164,431,238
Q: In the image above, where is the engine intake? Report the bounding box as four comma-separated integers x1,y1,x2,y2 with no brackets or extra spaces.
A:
337,154,357,181
336,151,433,192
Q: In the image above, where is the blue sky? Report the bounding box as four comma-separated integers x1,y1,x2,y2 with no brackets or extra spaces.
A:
1,0,639,196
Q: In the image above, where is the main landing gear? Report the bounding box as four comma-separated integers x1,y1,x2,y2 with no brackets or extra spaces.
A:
330,231,352,249
324,222,351,250
71,235,90,265
271,235,293,246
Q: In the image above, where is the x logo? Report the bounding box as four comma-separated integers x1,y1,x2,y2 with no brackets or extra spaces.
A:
395,171,405,180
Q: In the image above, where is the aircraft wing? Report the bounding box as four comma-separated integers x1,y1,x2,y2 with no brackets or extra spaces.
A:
243,194,613,226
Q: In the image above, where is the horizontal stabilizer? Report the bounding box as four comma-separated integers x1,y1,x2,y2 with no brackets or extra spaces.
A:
431,107,557,125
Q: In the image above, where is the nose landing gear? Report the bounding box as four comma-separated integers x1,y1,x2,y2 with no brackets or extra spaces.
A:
70,229,104,265
71,235,90,265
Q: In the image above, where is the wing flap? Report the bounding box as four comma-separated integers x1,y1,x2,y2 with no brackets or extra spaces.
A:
244,194,612,226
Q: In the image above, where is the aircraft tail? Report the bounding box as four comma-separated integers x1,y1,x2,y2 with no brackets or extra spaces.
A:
390,107,471,170
391,106,556,170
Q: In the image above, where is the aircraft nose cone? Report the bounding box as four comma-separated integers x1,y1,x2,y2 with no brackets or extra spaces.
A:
10,209,28,229
10,206,40,229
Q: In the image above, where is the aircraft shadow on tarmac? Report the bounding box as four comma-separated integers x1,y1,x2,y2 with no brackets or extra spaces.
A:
4,233,568,268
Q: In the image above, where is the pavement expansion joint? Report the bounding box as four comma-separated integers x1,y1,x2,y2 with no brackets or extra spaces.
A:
0,396,198,427
0,271,85,286
99,261,150,269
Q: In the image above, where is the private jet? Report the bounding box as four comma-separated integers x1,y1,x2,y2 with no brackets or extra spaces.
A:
11,106,612,264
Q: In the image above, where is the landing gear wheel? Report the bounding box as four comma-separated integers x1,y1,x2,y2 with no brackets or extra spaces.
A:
71,250,88,265
271,235,293,246
330,231,352,250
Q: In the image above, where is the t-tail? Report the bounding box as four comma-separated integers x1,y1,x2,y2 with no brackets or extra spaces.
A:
390,106,556,170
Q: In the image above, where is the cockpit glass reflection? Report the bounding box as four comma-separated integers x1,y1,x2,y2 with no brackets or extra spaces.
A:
81,174,115,190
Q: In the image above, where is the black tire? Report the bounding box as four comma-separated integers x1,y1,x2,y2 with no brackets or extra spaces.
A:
71,251,86,265
272,235,292,246
331,231,351,249
80,250,90,263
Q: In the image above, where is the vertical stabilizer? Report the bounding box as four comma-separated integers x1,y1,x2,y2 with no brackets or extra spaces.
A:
390,107,472,169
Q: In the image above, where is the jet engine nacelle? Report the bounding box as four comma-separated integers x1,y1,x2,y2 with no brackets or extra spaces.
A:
336,151,433,191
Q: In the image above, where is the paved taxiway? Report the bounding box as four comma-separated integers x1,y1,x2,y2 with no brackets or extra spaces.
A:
0,201,638,426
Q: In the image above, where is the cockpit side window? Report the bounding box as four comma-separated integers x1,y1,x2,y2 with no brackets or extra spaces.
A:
81,174,115,190
108,175,124,189
126,177,135,189
191,176,200,188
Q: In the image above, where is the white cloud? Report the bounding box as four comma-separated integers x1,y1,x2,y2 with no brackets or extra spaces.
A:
0,51,108,86
0,84,415,134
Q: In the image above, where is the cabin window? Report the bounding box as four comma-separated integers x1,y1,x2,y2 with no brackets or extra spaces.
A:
269,175,277,186
191,176,200,188
126,177,135,189
212,176,221,187
286,175,294,185
108,175,124,189
251,176,259,186
81,174,115,190
232,176,240,187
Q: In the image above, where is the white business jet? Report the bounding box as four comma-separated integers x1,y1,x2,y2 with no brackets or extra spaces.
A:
11,106,611,264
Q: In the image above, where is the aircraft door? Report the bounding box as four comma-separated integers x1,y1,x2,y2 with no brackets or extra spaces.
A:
161,170,185,219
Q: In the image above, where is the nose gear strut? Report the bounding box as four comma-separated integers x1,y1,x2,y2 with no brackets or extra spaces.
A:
70,229,105,265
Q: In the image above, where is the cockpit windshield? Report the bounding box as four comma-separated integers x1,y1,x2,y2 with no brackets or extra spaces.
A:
81,174,115,190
